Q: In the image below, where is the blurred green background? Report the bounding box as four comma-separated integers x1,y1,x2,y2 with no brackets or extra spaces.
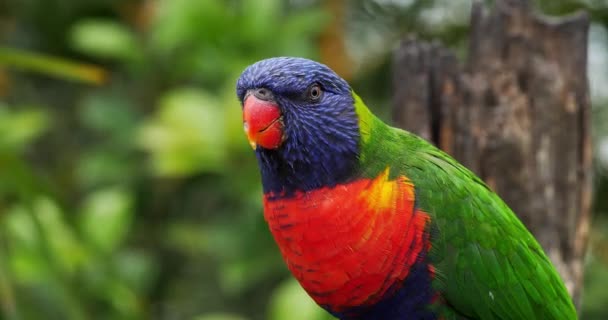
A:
1,0,608,319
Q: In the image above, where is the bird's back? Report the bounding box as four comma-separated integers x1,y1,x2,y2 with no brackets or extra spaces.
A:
361,119,577,319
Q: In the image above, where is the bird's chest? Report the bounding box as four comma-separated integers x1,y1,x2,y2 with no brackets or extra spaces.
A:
262,172,431,313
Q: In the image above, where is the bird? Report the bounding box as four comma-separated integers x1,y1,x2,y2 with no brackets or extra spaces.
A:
236,57,577,320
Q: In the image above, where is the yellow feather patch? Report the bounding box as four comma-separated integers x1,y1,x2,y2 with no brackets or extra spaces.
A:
359,168,416,212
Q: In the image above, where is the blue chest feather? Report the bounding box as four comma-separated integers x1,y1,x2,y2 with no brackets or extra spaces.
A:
331,258,437,320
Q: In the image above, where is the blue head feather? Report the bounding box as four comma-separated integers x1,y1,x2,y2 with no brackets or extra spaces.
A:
237,57,360,196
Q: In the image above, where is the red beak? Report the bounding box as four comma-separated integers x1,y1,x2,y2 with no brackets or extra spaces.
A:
243,94,284,150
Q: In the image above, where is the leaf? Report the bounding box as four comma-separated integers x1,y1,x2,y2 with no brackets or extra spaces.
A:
34,197,86,274
79,93,138,137
281,9,329,37
194,313,248,320
6,197,87,277
70,19,140,61
113,250,157,295
4,204,49,282
138,88,227,176
76,150,136,188
80,188,134,253
268,278,335,320
151,0,231,53
0,46,107,84
240,0,281,41
104,279,141,317
0,105,49,152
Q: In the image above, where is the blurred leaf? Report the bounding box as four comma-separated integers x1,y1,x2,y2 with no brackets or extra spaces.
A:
151,0,232,53
148,0,325,85
0,236,18,320
34,197,86,275
7,197,87,281
582,217,608,319
138,88,226,176
0,46,107,84
167,222,208,255
79,92,138,137
277,9,329,56
583,253,608,318
0,105,49,152
76,150,137,188
70,19,140,61
105,279,141,317
76,92,140,187
282,8,329,35
114,250,157,295
195,313,248,320
80,187,134,253
268,278,335,320
241,0,280,41
218,254,284,296
5,205,49,282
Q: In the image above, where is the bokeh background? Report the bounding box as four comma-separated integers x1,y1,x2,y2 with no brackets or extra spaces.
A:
1,0,608,319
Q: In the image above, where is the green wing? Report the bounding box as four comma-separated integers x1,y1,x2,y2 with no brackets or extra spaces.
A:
359,119,577,319
411,146,577,319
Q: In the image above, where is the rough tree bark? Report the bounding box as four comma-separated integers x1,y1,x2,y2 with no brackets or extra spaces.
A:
392,0,592,308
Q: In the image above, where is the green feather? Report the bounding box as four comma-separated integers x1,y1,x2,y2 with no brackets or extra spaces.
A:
352,91,577,319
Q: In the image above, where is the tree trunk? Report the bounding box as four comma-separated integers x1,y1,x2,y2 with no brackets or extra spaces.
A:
392,0,592,308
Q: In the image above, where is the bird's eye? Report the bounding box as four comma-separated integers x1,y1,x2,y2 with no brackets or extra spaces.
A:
253,88,273,101
307,84,323,102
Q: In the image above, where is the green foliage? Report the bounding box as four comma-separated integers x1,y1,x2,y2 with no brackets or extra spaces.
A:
581,216,608,320
2,195,147,320
138,87,229,176
268,279,335,320
0,47,107,84
194,314,248,320
70,19,141,61
80,187,133,253
1,0,330,319
0,105,48,152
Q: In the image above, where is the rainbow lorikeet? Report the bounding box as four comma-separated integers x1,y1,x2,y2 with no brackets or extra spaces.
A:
236,57,576,320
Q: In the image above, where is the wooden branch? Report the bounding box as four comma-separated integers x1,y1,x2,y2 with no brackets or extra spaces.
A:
392,0,592,308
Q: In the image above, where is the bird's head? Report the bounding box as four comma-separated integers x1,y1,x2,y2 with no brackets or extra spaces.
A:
236,57,364,195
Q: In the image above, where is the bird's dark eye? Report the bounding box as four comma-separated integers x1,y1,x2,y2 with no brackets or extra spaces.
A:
307,84,323,102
